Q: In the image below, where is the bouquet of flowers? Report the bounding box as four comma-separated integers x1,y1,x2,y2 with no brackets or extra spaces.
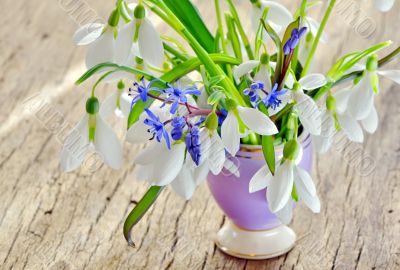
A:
61,0,399,246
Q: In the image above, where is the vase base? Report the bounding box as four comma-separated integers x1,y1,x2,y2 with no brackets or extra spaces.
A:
215,221,296,260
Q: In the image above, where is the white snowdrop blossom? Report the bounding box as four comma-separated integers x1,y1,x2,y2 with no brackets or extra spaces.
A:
60,97,123,172
221,105,278,155
251,0,293,33
249,141,320,224
100,89,132,119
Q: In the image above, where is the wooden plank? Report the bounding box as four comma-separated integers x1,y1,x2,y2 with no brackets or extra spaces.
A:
0,0,399,269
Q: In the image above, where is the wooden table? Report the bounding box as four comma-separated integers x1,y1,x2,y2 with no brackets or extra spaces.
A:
0,0,399,269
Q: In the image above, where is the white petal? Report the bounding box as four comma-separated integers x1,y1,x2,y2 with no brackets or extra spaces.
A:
137,143,185,186
94,115,123,169
294,166,316,196
361,106,378,134
120,92,134,117
373,0,395,12
267,161,294,213
294,170,320,213
294,93,322,135
347,75,375,120
257,1,293,33
199,128,212,165
60,115,89,172
221,112,240,156
333,87,352,114
170,165,197,200
249,165,272,193
275,200,293,225
224,158,240,178
86,30,115,69
233,60,260,82
126,112,152,144
254,64,272,91
193,161,210,186
138,18,164,67
115,21,135,64
73,23,104,45
299,73,327,90
99,92,118,118
377,70,400,84
237,106,278,135
312,111,336,154
337,114,364,143
208,131,226,175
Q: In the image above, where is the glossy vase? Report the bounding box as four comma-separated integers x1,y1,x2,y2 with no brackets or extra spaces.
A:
207,133,312,259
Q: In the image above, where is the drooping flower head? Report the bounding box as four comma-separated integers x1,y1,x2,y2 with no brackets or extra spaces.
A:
143,108,171,149
261,83,288,110
161,82,202,114
244,81,264,103
283,27,307,55
129,77,162,107
185,126,202,166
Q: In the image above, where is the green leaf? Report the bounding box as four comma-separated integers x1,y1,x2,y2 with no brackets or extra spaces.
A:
163,0,215,53
207,90,225,105
261,19,283,83
123,186,164,247
262,135,276,175
282,19,300,48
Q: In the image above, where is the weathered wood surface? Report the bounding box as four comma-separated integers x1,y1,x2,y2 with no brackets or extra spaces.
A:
0,1,399,269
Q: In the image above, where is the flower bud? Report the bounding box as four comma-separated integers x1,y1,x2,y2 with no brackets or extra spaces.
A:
366,54,378,72
205,112,218,131
134,4,146,19
283,140,300,161
326,95,336,112
260,53,270,65
86,97,99,115
108,9,120,27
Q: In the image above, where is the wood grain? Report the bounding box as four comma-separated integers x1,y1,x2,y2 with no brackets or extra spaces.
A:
0,1,399,269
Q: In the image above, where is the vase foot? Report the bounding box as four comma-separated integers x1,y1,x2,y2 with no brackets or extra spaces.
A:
215,220,296,260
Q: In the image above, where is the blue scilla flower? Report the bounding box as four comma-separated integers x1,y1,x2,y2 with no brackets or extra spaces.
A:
129,77,162,106
261,83,288,110
171,116,186,141
143,108,171,149
161,82,202,114
218,108,228,125
283,27,307,55
244,81,264,103
185,126,202,166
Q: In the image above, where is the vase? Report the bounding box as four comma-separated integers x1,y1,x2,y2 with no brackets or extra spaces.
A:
207,133,312,260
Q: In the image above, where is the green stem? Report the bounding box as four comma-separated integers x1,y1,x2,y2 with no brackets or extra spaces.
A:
226,0,255,60
291,0,308,73
301,0,337,77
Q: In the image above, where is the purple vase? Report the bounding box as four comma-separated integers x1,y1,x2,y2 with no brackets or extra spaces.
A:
207,134,312,259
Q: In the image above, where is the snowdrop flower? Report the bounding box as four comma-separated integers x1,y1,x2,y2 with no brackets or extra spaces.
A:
116,4,164,67
250,0,293,33
291,74,327,135
221,100,278,155
249,140,320,223
373,0,395,12
100,81,133,118
234,54,273,90
60,97,123,172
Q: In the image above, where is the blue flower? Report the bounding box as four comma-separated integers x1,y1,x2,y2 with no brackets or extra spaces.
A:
218,108,228,125
185,126,202,166
244,81,264,103
161,82,202,114
129,77,162,107
171,116,186,141
143,108,171,149
283,27,307,55
261,83,288,110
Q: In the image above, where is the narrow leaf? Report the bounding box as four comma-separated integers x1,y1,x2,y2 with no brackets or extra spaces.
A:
262,135,276,175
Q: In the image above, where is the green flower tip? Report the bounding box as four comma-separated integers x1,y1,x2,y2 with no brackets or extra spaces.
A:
117,80,125,90
293,82,301,91
366,54,378,72
326,95,336,112
108,9,120,27
283,140,300,161
205,112,218,131
226,98,237,111
134,4,146,19
86,97,100,114
260,53,270,65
